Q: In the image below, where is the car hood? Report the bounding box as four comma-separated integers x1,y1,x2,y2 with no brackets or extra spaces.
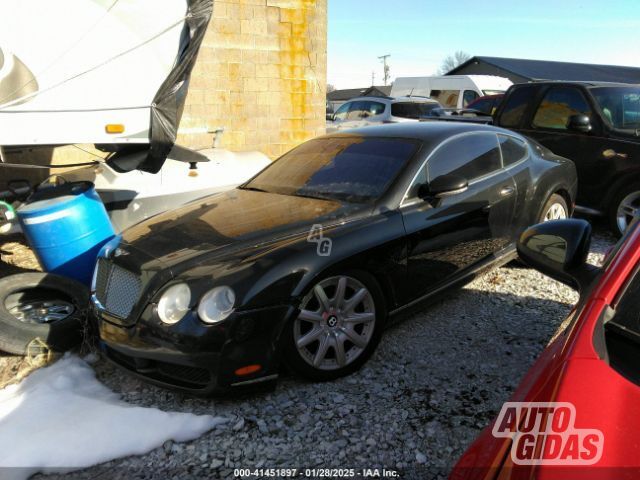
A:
121,188,371,269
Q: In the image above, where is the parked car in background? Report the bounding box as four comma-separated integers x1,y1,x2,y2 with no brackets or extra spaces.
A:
466,93,504,115
94,122,576,394
452,216,640,479
492,81,640,236
391,75,512,109
327,96,442,132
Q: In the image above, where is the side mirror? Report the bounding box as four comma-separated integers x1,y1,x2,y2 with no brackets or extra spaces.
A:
517,219,598,290
567,114,592,133
420,174,469,199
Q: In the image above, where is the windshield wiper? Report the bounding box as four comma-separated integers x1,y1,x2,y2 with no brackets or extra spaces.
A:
292,192,335,201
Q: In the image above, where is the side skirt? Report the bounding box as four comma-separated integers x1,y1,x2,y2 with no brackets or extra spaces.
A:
387,246,518,321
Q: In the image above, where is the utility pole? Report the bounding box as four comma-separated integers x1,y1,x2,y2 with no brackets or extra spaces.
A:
371,71,375,86
378,54,390,86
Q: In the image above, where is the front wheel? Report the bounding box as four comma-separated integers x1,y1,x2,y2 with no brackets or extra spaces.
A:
539,193,569,223
609,183,640,238
282,271,385,381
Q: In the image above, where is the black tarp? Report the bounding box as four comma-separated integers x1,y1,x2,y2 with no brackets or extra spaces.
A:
109,0,213,174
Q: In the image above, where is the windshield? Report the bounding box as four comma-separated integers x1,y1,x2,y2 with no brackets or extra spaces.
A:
243,136,419,203
592,87,640,131
391,102,440,119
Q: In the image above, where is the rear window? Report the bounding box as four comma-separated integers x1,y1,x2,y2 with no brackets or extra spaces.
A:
391,102,439,119
500,87,535,128
498,135,528,166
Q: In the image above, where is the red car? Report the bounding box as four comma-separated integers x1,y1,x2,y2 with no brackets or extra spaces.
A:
465,94,504,116
451,217,640,479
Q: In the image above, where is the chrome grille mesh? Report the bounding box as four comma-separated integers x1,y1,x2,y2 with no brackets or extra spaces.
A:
95,258,141,318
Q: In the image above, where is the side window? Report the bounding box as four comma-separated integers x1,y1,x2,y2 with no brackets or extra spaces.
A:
430,89,460,108
363,101,386,117
405,165,428,201
428,133,502,182
463,90,479,107
500,87,535,128
533,87,592,130
334,103,350,121
499,135,529,166
346,101,366,120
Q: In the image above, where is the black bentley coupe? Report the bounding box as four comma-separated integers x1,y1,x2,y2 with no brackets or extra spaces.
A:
93,122,577,394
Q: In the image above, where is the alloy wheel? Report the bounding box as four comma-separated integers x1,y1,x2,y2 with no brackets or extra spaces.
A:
543,202,567,222
9,299,75,324
294,276,376,371
616,191,640,235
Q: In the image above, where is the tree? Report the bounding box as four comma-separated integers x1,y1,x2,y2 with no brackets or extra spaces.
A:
326,84,336,93
438,51,472,75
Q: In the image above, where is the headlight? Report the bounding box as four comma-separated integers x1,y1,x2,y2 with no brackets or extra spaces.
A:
197,286,235,324
157,283,191,325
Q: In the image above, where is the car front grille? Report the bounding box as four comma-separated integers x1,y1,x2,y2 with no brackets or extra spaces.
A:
95,258,141,319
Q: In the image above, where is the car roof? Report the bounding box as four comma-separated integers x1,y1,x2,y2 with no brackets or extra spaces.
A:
347,95,439,104
323,121,513,144
515,80,640,89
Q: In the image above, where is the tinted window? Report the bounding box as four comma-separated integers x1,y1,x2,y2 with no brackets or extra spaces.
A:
363,101,386,116
244,137,418,204
391,102,440,119
592,87,640,130
346,101,366,120
334,103,350,121
533,87,592,130
500,87,534,128
468,97,493,115
463,90,479,107
499,135,528,166
428,133,501,182
605,266,640,383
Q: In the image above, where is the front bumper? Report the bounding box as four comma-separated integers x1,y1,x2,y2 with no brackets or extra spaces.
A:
97,303,294,395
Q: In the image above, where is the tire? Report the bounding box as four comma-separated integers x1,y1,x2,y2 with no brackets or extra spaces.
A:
282,270,386,382
608,182,640,238
539,193,569,223
0,273,90,355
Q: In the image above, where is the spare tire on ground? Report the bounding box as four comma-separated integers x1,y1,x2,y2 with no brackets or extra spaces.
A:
0,273,90,355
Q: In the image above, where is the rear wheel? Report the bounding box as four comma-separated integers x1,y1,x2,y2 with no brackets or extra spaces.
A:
282,271,385,381
539,194,569,223
609,183,640,237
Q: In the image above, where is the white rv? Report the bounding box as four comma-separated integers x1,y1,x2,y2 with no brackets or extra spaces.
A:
0,0,272,233
390,75,512,109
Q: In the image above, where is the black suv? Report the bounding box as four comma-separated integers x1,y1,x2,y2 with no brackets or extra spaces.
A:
493,81,640,236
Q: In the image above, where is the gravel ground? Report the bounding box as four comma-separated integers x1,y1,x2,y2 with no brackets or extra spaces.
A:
1,228,615,480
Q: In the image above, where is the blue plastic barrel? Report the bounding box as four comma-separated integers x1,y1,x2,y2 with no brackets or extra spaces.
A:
17,182,115,286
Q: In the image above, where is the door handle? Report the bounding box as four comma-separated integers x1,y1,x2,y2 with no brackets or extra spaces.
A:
500,186,515,197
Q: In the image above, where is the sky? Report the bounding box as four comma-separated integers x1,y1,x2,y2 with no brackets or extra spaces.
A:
327,0,640,88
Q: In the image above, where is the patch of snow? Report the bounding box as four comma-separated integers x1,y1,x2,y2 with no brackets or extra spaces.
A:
0,354,226,480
